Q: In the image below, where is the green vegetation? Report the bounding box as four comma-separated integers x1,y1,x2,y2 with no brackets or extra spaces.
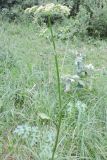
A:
0,1,107,160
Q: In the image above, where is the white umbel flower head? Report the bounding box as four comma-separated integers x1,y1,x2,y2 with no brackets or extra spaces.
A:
24,8,31,14
29,6,38,13
34,3,70,16
44,3,55,12
36,5,44,13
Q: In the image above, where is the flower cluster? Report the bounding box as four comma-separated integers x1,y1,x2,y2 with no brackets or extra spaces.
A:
25,6,38,14
25,3,70,20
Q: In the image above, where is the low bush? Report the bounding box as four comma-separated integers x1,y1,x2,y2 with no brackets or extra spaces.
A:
0,0,38,22
88,6,107,37
1,6,22,22
0,0,38,9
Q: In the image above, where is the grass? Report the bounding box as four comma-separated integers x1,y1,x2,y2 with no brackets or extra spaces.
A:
0,21,107,160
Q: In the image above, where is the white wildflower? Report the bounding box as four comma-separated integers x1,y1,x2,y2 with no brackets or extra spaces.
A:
24,8,31,14
29,6,38,13
59,5,70,15
34,3,70,16
36,5,44,13
44,3,55,12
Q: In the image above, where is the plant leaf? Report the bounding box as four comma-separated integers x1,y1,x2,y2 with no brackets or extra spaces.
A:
38,112,50,120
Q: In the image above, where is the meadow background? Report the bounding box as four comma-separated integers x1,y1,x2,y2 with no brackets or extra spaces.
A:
0,0,107,160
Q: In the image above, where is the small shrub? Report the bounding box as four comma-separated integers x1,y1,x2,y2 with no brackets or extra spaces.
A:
0,0,38,9
21,0,38,9
88,6,107,37
0,0,38,22
1,6,23,22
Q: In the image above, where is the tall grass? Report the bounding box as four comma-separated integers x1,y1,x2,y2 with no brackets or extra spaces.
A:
0,21,107,160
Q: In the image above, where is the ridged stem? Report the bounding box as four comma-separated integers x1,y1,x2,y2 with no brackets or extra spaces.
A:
48,16,62,160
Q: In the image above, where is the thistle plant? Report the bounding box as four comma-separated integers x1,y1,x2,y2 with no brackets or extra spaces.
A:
75,52,94,76
61,51,95,92
75,53,85,76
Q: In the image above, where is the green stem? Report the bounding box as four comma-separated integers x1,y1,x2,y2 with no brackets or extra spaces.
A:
48,16,62,160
